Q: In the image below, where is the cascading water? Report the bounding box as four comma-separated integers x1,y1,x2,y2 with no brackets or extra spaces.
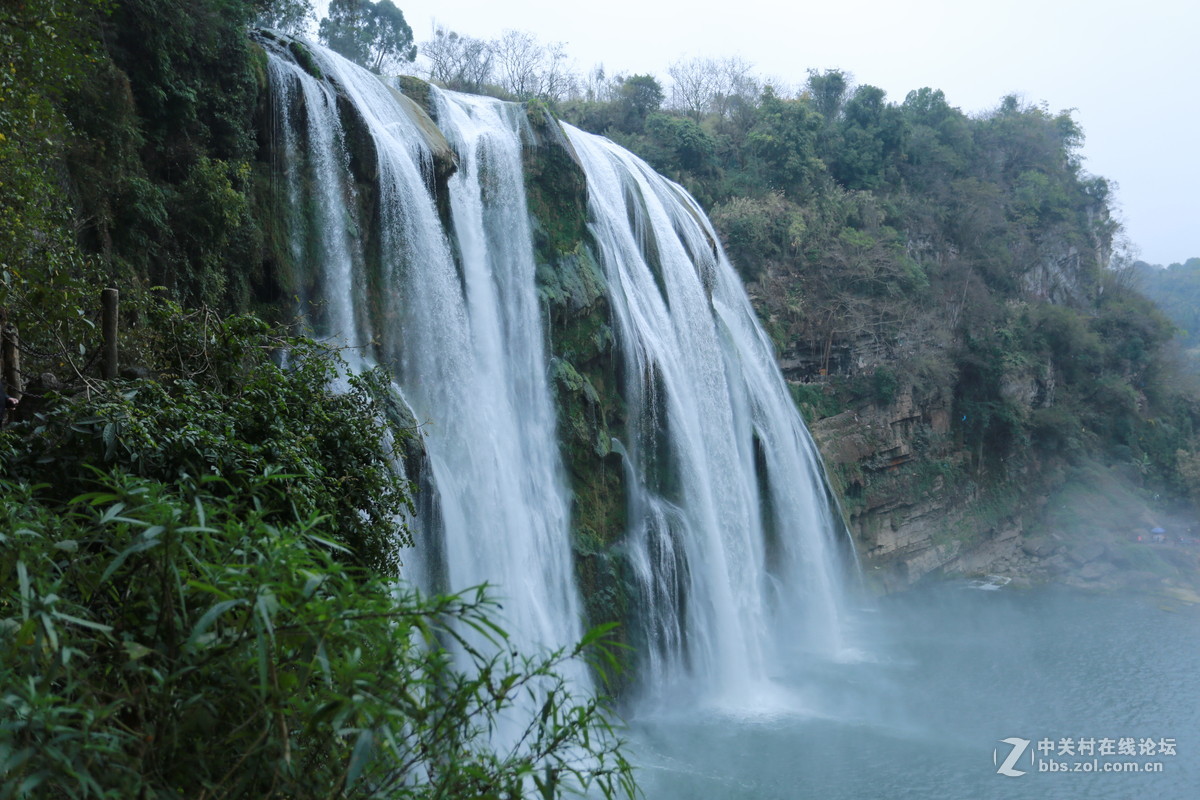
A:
564,127,850,703
266,51,363,347
262,36,851,706
264,40,583,670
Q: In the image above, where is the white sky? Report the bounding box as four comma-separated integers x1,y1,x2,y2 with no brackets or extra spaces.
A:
319,0,1198,265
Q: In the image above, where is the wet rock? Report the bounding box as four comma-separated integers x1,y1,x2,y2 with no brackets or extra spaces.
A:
1044,554,1070,574
1067,540,1107,565
1022,538,1061,558
1078,561,1113,581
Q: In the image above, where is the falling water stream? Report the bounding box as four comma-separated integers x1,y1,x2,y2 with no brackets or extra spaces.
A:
564,127,851,705
267,42,582,668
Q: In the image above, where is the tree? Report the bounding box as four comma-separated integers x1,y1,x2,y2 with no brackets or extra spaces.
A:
746,87,826,198
899,87,973,188
488,29,575,101
0,306,637,799
646,113,714,172
1,0,99,303
491,29,541,98
665,56,759,145
319,0,417,75
254,0,314,33
827,85,907,190
805,69,850,122
667,57,717,120
0,473,637,799
538,40,577,103
708,56,758,122
615,74,663,132
422,26,493,92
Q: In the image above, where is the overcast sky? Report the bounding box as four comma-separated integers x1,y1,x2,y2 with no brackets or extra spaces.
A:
319,0,1197,265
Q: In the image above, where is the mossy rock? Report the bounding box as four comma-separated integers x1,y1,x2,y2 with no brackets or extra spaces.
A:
520,117,635,643
287,40,323,81
394,75,435,118
522,112,588,256
337,93,378,185
382,84,457,227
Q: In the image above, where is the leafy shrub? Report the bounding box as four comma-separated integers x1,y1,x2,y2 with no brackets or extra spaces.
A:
0,300,635,799
0,471,634,799
7,305,411,574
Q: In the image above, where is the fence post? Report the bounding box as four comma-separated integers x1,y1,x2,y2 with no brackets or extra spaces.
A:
2,319,21,400
102,287,119,380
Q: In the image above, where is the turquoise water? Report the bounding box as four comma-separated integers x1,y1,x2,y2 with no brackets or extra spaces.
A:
628,585,1199,799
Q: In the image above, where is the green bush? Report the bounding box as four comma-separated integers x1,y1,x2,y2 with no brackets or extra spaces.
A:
0,302,636,799
7,305,411,575
0,471,634,799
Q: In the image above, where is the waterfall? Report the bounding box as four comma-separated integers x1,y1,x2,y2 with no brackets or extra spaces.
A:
266,52,362,346
263,37,851,706
265,40,583,669
564,128,849,703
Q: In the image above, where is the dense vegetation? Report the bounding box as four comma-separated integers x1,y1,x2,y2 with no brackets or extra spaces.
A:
408,13,1200,550
409,17,1200,491
1,2,634,797
1134,257,1200,369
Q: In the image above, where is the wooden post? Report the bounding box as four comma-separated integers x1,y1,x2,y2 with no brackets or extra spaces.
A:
102,287,119,380
1,321,20,400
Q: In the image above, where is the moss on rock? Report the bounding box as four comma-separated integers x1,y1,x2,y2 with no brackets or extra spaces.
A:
521,111,638,660
523,113,588,256
394,75,435,118
287,40,323,81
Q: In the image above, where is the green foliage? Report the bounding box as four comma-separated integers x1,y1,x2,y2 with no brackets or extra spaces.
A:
789,382,844,423
7,304,413,574
254,0,314,33
52,0,273,309
825,85,906,191
0,471,635,799
616,75,664,132
319,0,416,75
165,156,262,307
872,366,899,406
1026,302,1101,384
0,0,107,310
1028,406,1084,457
804,69,849,121
109,0,261,162
746,87,826,198
1134,257,1200,358
710,193,792,280
644,113,715,173
899,88,972,188
0,291,635,799
563,62,1185,488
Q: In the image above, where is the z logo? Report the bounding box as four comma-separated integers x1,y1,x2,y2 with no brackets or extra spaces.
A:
994,737,1031,777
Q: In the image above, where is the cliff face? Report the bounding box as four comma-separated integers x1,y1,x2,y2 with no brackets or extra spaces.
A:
777,225,1109,591
809,386,1035,590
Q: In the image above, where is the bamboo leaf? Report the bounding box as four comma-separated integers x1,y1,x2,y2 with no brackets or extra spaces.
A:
345,728,374,789
187,599,246,646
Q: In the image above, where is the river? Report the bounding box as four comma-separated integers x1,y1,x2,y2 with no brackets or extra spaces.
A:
628,583,1199,799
